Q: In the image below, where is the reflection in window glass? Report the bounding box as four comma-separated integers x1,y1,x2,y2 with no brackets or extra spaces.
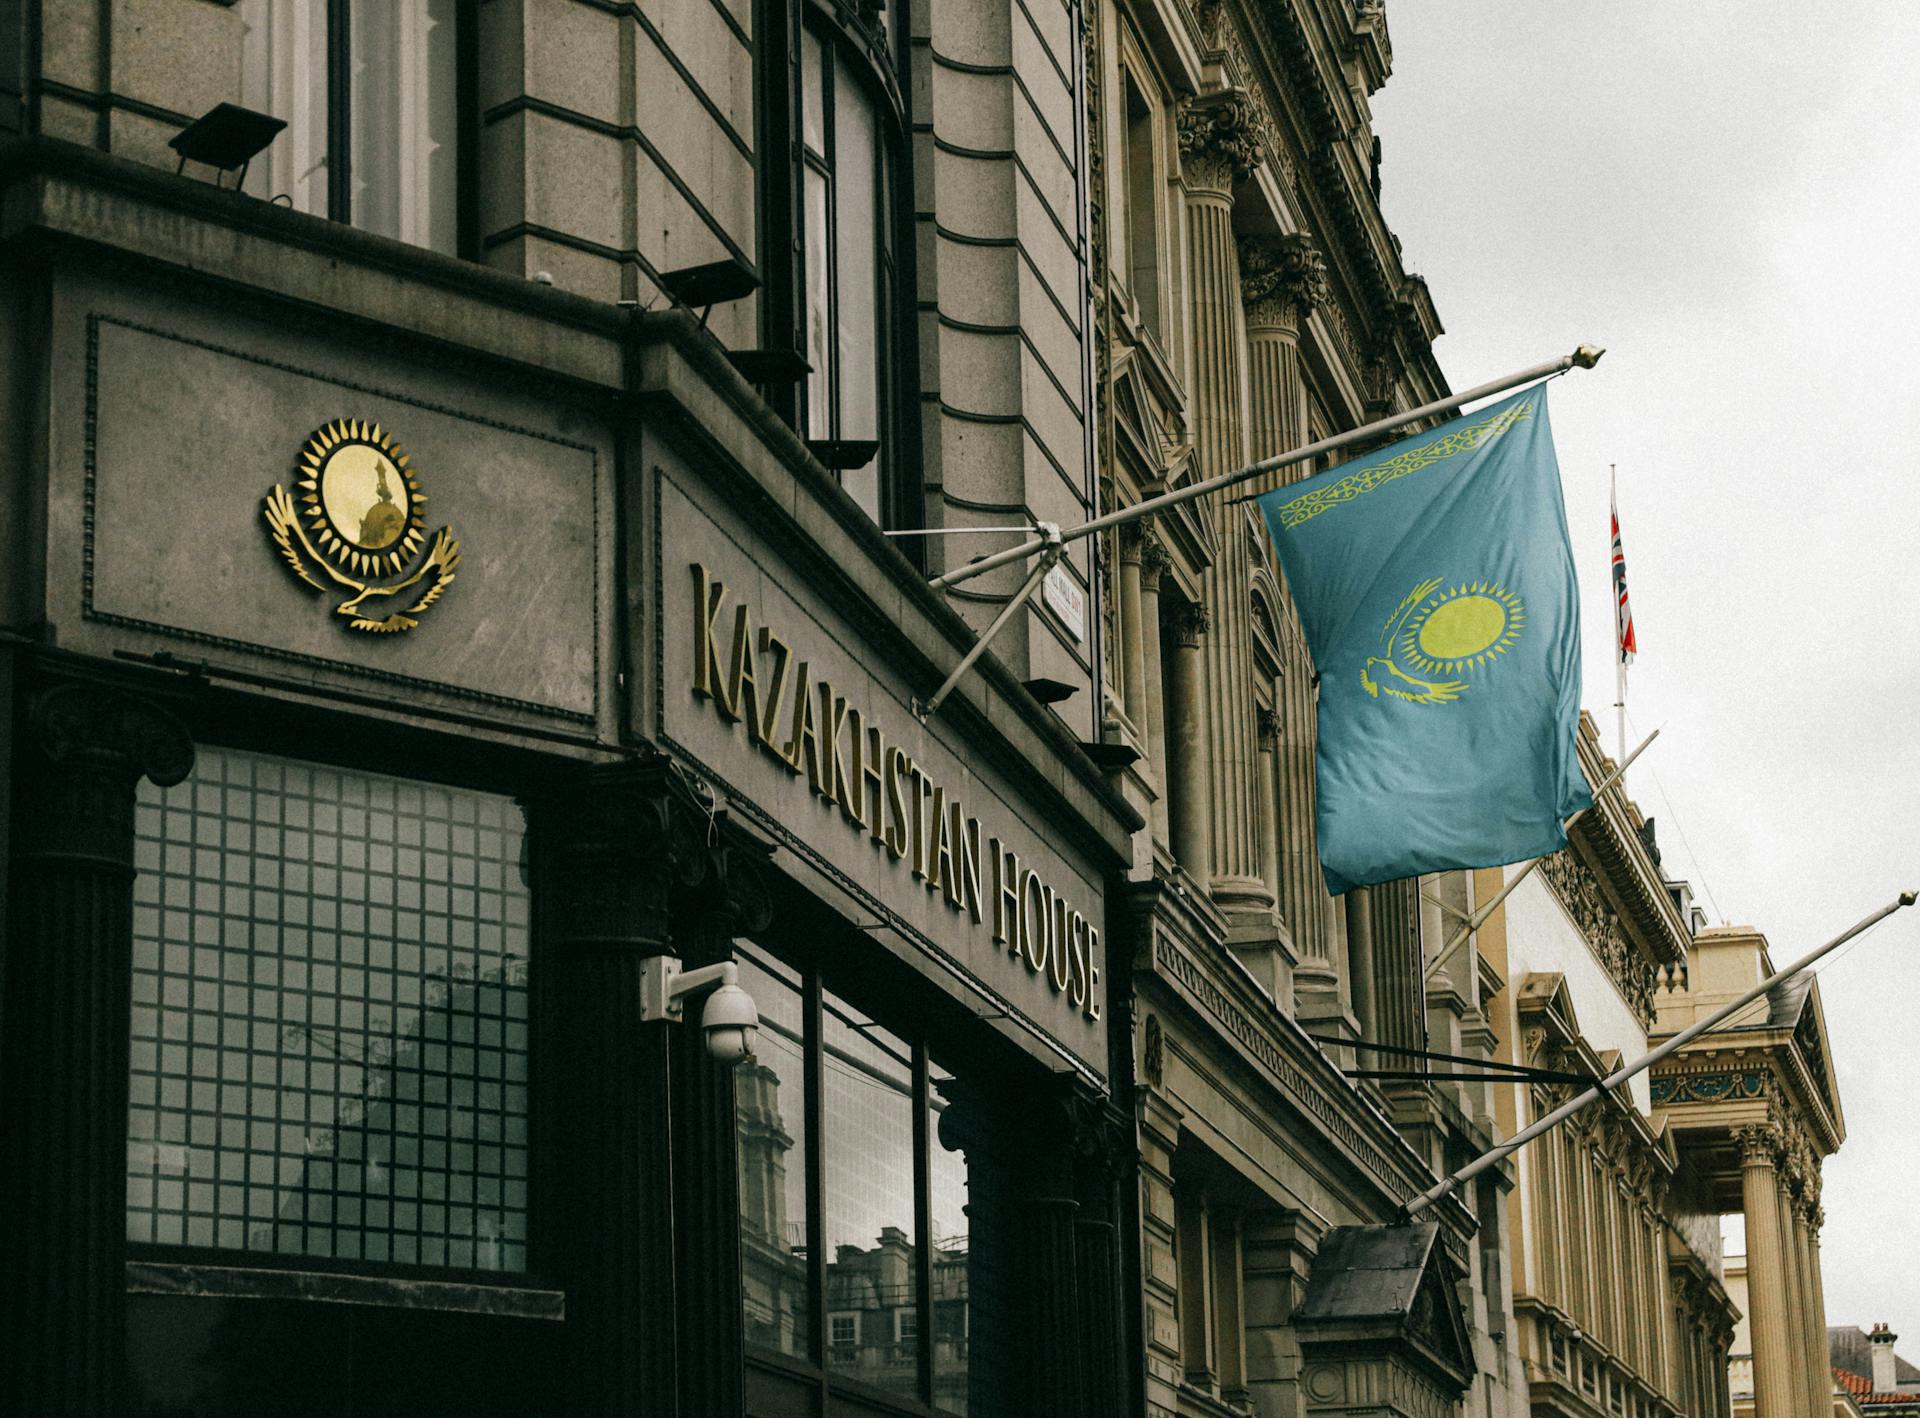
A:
736,949,810,1358
824,993,919,1401
237,0,330,216
126,747,530,1271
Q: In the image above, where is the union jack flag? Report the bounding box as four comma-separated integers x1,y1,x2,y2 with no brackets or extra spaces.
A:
1611,486,1636,665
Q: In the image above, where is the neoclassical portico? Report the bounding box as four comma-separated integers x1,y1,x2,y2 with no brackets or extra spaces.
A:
1652,929,1845,1418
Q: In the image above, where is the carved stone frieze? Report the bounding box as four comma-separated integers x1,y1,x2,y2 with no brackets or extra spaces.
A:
1648,1069,1766,1107
1537,849,1659,1028
1240,234,1330,330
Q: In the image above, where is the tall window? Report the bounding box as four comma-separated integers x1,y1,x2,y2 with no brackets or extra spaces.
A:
237,0,463,256
127,746,530,1272
734,944,1001,1416
1121,73,1161,335
799,18,895,522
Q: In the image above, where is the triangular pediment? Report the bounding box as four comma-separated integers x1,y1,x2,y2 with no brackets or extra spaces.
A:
1297,1222,1475,1395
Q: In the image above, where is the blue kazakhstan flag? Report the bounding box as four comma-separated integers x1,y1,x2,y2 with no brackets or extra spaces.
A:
1255,385,1590,896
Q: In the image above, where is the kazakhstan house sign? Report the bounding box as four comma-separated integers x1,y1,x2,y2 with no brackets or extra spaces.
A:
264,421,462,633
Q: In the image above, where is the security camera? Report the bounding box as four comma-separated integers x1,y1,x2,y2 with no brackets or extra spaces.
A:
638,956,760,1065
701,980,760,1064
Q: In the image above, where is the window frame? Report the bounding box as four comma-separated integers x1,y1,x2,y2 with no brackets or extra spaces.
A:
755,0,925,538
739,935,996,1418
121,704,555,1303
237,0,479,259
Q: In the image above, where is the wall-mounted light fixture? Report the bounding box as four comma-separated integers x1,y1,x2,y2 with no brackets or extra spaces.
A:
638,957,760,1064
168,102,287,191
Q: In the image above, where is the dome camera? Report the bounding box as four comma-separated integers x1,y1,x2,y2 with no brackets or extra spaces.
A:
701,980,760,1064
638,955,761,1068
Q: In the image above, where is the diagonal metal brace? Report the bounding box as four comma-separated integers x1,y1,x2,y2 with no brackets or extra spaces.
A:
913,524,1065,722
1307,1034,1598,1086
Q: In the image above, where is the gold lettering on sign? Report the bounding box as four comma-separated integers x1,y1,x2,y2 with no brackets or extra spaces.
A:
688,563,1099,1022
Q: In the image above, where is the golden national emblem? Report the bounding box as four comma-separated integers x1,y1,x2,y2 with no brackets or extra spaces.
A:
263,420,462,634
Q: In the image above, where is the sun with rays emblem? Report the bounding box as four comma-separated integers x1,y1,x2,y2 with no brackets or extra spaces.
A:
1362,576,1525,706
263,421,461,634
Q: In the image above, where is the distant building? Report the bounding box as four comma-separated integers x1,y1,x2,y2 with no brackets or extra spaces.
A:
1829,1325,1920,1418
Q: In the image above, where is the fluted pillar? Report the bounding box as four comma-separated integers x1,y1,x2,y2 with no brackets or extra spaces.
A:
1138,535,1173,846
1808,1206,1832,1418
1119,524,1150,738
529,760,704,1417
1165,599,1213,879
1794,1195,1827,1417
0,672,194,1417
1777,1170,1812,1418
1177,94,1268,917
1739,1126,1795,1418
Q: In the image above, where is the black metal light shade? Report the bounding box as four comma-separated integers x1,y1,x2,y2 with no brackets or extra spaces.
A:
169,103,286,183
807,439,879,472
656,257,759,309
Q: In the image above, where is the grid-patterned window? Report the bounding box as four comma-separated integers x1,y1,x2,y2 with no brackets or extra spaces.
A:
126,745,531,1272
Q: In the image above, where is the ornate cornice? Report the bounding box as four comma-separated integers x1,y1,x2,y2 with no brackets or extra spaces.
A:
1537,849,1659,1028
1177,93,1266,195
1240,234,1330,331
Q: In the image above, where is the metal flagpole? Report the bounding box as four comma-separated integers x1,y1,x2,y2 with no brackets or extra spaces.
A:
1404,887,1918,1219
1612,465,1627,766
907,344,1605,721
1420,728,1658,987
929,345,1605,595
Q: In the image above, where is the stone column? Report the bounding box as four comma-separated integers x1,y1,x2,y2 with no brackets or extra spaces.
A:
0,674,193,1418
1138,534,1173,846
1165,598,1213,880
672,842,774,1418
1176,94,1270,919
1118,523,1150,739
1241,234,1326,498
1777,1168,1812,1418
1738,1125,1795,1418
1242,1212,1320,1418
1808,1205,1832,1417
1793,1194,1827,1417
1344,888,1377,1060
1244,709,1293,1007
529,760,704,1417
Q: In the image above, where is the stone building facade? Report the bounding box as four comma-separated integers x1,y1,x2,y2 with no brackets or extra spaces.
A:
1079,4,1522,1418
0,1,1135,1416
1474,718,1742,1418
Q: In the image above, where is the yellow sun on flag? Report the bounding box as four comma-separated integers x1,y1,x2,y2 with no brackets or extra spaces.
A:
1398,581,1526,676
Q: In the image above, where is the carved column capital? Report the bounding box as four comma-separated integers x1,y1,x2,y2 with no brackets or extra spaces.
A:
1136,529,1173,589
1166,599,1211,648
1255,706,1279,748
1735,1122,1783,1167
1177,94,1264,195
532,757,732,950
1240,234,1329,332
22,679,195,870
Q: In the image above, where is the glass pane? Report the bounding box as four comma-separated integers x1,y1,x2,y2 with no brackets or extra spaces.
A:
736,948,811,1359
928,1068,972,1416
833,57,883,524
834,57,879,446
823,993,919,1402
350,0,460,254
804,163,833,436
802,27,826,157
237,0,330,217
127,747,532,1271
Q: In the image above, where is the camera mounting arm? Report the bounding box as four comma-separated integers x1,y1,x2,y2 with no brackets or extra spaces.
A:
638,957,760,1064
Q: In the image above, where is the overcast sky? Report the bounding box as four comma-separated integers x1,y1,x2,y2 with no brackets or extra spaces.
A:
1371,3,1920,1344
